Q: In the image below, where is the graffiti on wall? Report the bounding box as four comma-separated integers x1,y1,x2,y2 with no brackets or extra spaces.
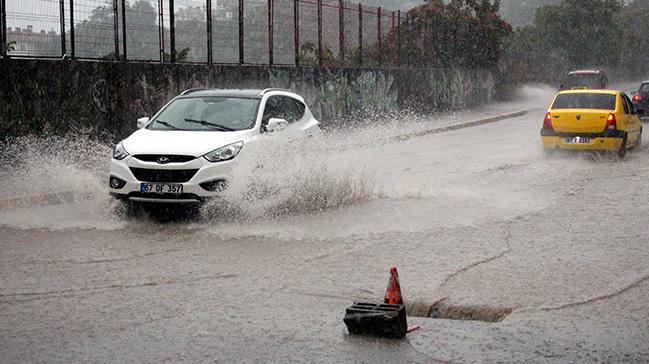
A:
0,59,498,141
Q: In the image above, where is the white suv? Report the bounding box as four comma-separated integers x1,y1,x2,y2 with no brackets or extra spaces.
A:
109,88,321,204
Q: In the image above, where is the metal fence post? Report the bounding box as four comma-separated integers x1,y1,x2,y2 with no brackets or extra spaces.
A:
293,0,299,65
169,0,175,62
207,0,212,64
317,0,322,66
121,0,127,60
377,7,381,66
69,0,75,58
358,3,362,66
158,0,164,62
1,0,7,57
338,0,344,64
268,0,273,65
60,0,67,57
238,0,244,64
405,13,410,67
390,10,395,66
112,0,119,59
396,10,400,67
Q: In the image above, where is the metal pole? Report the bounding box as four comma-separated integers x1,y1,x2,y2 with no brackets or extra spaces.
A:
207,0,212,64
358,3,362,66
317,0,322,66
396,10,400,67
239,0,244,64
377,7,381,66
293,0,299,65
112,0,119,59
268,0,273,65
338,0,343,64
391,10,395,66
121,0,127,60
169,0,175,62
69,0,75,58
60,0,67,56
1,0,7,56
158,0,164,61
406,13,410,67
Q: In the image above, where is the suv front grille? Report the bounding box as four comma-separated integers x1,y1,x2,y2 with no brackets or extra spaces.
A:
132,154,195,163
130,168,198,183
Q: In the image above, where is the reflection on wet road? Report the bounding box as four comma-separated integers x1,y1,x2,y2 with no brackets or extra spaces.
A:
1,85,648,362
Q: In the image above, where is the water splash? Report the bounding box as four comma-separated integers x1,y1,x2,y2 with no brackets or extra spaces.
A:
200,133,378,221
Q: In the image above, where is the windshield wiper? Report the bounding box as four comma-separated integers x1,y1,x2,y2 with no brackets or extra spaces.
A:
184,118,236,131
154,120,181,130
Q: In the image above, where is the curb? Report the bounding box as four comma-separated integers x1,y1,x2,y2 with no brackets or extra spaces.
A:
392,109,533,142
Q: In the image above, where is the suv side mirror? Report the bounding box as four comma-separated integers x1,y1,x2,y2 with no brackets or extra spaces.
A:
266,118,288,132
137,117,150,129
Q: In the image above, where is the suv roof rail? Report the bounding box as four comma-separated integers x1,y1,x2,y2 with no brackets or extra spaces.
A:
569,69,602,74
180,88,210,95
259,88,290,95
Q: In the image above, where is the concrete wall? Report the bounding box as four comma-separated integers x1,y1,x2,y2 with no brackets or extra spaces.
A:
0,59,497,140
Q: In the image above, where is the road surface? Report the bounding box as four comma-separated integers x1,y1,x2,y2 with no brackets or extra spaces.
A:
1,85,648,362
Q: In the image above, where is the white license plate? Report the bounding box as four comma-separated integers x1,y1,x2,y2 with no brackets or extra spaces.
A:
140,183,183,194
565,137,591,144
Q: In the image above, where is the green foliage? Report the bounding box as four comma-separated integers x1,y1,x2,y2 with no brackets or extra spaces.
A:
387,0,512,69
163,48,190,63
298,42,340,66
503,0,649,81
7,41,16,52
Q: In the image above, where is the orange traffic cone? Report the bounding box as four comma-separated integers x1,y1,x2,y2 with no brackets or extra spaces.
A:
384,266,403,305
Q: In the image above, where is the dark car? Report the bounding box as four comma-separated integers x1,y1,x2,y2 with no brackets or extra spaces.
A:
560,70,609,90
631,81,649,119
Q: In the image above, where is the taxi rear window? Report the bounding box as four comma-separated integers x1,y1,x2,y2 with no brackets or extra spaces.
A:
552,93,616,110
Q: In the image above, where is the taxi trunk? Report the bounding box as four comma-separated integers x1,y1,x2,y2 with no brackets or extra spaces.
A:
550,109,609,133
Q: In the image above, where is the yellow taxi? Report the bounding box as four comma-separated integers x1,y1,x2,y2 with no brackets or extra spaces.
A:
541,90,643,158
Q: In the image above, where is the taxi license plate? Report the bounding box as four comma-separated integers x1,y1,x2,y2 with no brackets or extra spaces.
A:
565,137,591,144
140,183,183,194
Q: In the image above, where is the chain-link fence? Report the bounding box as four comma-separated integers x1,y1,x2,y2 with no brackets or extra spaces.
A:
1,0,406,67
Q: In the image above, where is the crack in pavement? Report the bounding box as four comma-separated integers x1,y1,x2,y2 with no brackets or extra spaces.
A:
436,222,513,294
0,273,237,304
518,271,649,313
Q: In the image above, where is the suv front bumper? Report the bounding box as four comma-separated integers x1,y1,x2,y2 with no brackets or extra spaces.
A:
108,155,235,204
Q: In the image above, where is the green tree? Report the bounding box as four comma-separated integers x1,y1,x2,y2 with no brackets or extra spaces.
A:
502,0,649,82
386,0,511,68
533,0,623,68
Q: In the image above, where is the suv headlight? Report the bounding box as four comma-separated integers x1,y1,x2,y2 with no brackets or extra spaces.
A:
203,141,243,162
113,141,129,160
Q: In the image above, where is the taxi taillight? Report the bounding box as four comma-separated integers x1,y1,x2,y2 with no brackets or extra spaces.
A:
606,113,617,130
543,112,553,130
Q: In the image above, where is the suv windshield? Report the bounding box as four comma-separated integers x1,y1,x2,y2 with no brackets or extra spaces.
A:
147,97,260,131
552,93,616,110
641,83,649,93
565,74,603,89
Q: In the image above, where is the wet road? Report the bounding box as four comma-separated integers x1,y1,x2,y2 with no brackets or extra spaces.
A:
1,87,649,362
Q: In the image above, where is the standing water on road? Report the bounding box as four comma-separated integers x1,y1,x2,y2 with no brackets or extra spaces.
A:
0,84,557,234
